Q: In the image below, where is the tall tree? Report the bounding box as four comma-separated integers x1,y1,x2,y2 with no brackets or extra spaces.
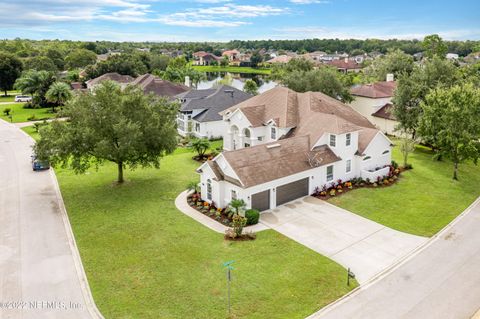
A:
24,56,58,72
250,51,263,67
65,49,97,69
418,83,480,180
243,79,259,95
46,81,73,112
35,81,179,183
15,70,56,107
366,48,414,81
0,52,23,96
423,34,448,59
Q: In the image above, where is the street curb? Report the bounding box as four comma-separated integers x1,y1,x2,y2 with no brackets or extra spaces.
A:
307,196,480,318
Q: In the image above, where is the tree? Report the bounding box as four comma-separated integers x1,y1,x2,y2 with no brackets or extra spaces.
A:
46,82,73,112
250,51,263,67
398,133,416,168
189,138,210,158
282,67,353,102
220,55,229,67
392,56,460,137
150,54,170,71
243,79,258,95
423,34,448,59
229,199,246,217
15,70,56,107
45,48,65,70
0,52,23,96
24,56,58,72
366,48,414,81
418,83,480,180
157,57,205,88
86,54,148,79
271,57,314,81
65,49,97,69
35,81,179,183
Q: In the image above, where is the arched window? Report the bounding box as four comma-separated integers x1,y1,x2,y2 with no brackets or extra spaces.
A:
207,179,212,200
363,156,371,161
243,128,251,147
382,150,390,155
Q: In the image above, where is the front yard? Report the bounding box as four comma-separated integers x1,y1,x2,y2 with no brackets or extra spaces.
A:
0,102,57,123
329,142,480,237
56,149,356,319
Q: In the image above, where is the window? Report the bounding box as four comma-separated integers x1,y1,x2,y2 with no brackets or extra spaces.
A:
329,134,336,147
382,150,390,155
257,136,264,141
195,123,200,132
346,133,351,146
346,159,352,173
271,127,276,140
231,190,237,200
207,179,212,200
363,156,371,161
326,165,334,181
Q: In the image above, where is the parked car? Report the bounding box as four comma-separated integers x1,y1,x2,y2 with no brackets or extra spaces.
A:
31,154,50,171
15,95,32,102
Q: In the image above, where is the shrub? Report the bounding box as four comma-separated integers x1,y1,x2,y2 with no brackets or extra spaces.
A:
329,189,336,196
27,114,37,121
404,163,413,170
231,215,247,237
245,209,260,225
391,160,399,169
3,108,11,116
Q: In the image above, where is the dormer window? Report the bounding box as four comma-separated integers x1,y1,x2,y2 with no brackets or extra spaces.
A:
346,133,351,146
329,134,336,147
271,127,276,140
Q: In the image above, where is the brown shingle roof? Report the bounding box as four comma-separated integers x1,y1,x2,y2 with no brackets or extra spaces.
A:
131,74,189,98
86,72,134,88
222,136,341,188
327,59,362,70
351,81,397,98
266,55,292,64
371,103,397,120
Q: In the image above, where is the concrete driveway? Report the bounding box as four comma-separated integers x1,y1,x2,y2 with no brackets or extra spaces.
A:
260,196,427,284
0,120,102,318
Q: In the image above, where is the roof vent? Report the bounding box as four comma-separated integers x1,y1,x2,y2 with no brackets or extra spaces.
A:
266,143,281,149
224,90,234,98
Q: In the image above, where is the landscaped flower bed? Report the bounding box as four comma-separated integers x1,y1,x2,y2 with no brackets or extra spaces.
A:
187,192,232,226
312,163,405,200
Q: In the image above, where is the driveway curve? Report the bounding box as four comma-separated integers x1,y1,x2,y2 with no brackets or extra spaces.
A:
0,120,102,319
260,196,427,284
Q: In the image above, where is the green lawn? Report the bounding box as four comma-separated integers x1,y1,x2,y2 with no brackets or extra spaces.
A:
329,142,480,237
192,65,271,75
21,125,41,141
0,103,56,123
0,90,20,103
55,149,356,319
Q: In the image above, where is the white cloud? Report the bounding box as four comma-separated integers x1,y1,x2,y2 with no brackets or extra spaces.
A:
289,0,329,4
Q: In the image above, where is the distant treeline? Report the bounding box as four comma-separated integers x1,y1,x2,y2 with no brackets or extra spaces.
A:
1,37,479,57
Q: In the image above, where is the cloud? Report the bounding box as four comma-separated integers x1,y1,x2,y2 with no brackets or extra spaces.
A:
289,0,329,4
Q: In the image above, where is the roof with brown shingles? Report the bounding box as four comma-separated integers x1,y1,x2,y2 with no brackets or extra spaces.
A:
131,74,189,98
86,72,134,88
351,81,397,98
371,103,397,121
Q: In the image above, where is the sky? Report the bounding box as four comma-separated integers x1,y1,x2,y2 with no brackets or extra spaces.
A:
1,0,480,42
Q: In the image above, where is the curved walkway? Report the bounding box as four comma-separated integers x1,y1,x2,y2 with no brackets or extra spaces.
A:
309,197,480,319
175,190,269,233
0,119,103,319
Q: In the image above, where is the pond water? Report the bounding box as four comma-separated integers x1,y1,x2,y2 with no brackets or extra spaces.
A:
196,72,278,93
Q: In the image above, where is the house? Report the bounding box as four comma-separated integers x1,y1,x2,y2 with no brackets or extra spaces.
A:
131,74,189,98
349,74,398,135
446,53,459,60
176,85,252,139
266,55,292,64
222,50,240,62
326,58,363,73
85,72,134,90
192,51,221,66
196,87,392,211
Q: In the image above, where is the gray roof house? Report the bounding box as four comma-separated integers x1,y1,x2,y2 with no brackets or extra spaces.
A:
176,85,252,139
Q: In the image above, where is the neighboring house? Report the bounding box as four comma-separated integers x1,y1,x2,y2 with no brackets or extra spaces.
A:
326,58,363,73
196,87,392,211
446,53,459,60
131,74,189,98
176,85,252,139
222,50,240,62
192,51,221,66
85,72,134,90
349,75,399,135
266,55,292,64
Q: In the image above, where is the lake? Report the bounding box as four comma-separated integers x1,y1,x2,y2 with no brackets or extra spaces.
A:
196,72,278,93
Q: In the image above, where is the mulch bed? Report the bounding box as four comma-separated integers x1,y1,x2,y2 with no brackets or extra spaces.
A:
187,192,233,226
312,165,408,200
192,152,218,163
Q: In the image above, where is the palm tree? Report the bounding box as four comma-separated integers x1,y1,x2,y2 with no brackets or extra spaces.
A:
15,70,56,107
46,81,73,113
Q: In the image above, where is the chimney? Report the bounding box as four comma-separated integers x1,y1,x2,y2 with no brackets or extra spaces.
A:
344,57,349,63
184,76,191,87
386,73,394,82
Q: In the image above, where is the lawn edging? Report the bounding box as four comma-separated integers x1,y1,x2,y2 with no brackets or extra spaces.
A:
307,195,480,318
175,190,269,234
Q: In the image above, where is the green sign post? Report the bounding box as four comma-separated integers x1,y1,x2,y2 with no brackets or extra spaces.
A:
223,260,235,315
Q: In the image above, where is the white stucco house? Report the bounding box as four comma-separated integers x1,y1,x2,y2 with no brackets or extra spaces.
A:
349,74,399,136
196,87,392,211
176,85,252,139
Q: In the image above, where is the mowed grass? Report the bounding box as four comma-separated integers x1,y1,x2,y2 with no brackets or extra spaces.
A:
55,149,356,319
192,65,271,75
21,125,40,141
329,142,480,237
0,102,56,123
0,90,20,102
